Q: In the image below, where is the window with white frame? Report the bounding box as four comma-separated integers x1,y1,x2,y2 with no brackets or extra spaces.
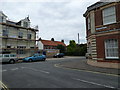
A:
102,6,116,25
18,32,23,38
87,16,91,30
105,39,119,59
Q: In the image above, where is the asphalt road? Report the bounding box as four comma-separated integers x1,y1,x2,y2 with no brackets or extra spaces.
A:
1,57,119,89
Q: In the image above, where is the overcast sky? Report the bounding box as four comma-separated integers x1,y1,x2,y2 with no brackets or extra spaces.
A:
1,0,99,45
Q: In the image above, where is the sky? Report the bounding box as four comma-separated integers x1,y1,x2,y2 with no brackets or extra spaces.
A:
0,0,99,45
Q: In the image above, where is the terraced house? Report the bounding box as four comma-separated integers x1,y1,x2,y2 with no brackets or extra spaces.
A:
0,11,38,58
83,2,120,62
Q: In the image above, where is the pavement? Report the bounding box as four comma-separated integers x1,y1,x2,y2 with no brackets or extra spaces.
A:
56,56,120,75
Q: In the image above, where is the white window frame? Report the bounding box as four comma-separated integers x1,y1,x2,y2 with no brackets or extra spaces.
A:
88,16,91,30
102,6,116,25
105,39,119,59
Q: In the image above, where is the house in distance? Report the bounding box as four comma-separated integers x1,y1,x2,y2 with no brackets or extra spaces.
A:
37,38,66,57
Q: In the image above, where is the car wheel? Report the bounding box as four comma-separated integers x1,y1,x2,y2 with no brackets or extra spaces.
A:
29,59,33,62
9,59,15,64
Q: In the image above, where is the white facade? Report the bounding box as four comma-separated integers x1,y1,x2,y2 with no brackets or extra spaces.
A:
37,41,44,50
0,11,38,58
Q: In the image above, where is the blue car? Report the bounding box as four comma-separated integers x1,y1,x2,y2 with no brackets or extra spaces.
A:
22,54,46,62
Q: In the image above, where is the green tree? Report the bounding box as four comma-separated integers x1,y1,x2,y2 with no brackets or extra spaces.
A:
66,40,87,56
66,40,76,55
57,45,66,53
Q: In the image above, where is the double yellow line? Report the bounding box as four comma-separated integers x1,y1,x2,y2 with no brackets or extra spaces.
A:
0,81,9,90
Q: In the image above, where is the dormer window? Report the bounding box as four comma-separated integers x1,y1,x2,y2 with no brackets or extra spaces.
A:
23,21,28,28
19,17,30,28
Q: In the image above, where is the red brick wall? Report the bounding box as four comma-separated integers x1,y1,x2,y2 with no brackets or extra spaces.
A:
116,3,120,22
96,34,120,60
95,10,103,26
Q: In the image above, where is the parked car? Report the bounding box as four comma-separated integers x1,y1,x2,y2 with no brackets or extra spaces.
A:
22,54,46,62
53,53,64,58
0,54,18,64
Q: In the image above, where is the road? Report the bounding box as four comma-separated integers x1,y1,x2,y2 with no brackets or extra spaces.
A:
1,57,119,89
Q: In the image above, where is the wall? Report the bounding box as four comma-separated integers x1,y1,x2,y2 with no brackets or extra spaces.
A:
37,41,43,50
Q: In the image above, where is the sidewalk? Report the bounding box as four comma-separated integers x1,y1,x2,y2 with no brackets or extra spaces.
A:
58,59,120,75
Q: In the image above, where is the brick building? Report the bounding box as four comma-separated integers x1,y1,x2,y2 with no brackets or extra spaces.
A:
37,39,66,57
83,2,120,62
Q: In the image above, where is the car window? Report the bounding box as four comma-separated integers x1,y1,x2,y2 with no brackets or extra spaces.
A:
0,55,2,58
10,54,16,57
57,53,59,55
4,55,9,57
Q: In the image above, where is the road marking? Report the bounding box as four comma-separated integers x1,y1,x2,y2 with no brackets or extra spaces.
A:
2,70,7,72
54,64,120,77
0,81,9,90
11,68,18,71
21,67,50,74
73,78,116,89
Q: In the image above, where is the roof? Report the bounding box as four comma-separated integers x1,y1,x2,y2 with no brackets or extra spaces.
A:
83,2,113,17
41,40,66,46
7,20,17,25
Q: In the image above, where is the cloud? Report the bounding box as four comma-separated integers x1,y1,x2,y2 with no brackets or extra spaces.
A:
1,0,99,45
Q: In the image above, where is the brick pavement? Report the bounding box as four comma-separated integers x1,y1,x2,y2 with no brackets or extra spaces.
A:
58,59,120,75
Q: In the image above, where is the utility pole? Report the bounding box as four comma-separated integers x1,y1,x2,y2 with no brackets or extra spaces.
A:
78,33,80,44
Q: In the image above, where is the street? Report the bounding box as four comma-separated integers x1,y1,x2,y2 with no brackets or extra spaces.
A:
2,57,119,89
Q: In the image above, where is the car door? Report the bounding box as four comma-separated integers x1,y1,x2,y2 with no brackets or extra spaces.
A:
32,55,37,61
35,55,39,61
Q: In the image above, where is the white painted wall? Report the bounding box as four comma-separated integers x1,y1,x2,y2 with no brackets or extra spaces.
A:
37,41,43,50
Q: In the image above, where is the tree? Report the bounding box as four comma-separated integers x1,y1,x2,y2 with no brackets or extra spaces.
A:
66,40,87,56
66,40,76,55
51,38,54,41
61,39,64,43
57,45,66,53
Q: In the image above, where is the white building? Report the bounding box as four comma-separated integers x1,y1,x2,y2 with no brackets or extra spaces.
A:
0,11,38,58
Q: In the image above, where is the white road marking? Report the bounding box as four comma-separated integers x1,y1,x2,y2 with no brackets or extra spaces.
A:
11,68,18,71
21,67,50,74
2,70,7,72
73,78,116,89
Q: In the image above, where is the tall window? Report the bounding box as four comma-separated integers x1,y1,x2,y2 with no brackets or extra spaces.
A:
88,16,91,30
2,30,8,36
18,32,23,38
0,16,3,22
105,39,119,59
102,6,116,25
27,34,32,39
